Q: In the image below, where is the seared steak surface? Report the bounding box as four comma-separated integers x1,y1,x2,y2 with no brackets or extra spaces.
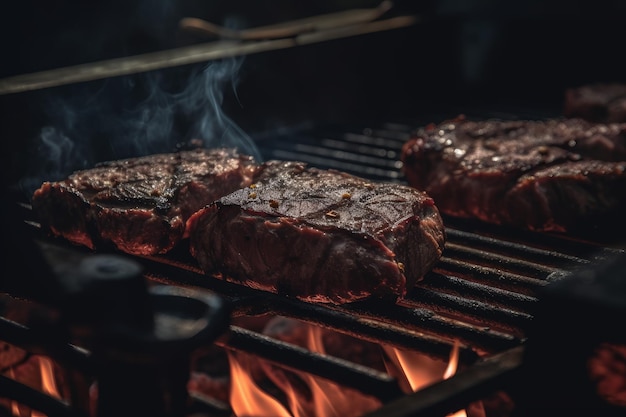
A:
401,116,626,236
564,83,626,123
32,148,258,255
188,161,446,304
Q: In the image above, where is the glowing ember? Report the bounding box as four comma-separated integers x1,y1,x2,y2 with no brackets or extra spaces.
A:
587,342,626,407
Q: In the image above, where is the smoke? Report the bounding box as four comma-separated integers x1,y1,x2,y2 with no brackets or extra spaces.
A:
19,55,261,196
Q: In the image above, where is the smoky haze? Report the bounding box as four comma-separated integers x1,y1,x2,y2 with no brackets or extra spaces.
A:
9,0,263,196
18,57,261,196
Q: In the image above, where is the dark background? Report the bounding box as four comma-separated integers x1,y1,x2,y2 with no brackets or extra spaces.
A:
1,0,626,192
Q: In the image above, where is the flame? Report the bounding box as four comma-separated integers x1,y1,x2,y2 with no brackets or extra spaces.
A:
383,340,473,417
31,357,62,417
228,351,292,417
226,322,476,417
444,341,467,417
291,326,351,417
7,356,63,417
227,323,379,417
8,367,21,417
382,344,448,393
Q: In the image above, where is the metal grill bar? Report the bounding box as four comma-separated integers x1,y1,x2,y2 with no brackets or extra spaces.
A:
0,316,92,373
139,249,523,357
270,149,404,180
0,374,86,417
289,142,402,169
418,273,538,311
318,138,400,159
406,289,532,331
229,296,479,364
442,242,562,276
364,346,525,417
434,258,547,291
339,302,519,355
217,326,404,403
444,227,591,266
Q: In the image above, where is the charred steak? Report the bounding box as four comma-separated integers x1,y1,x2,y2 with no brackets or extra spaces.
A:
187,161,446,304
32,148,258,255
564,83,626,123
401,115,626,235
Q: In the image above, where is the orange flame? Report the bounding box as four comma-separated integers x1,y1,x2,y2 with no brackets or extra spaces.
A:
228,350,292,417
291,326,365,417
384,340,474,417
7,356,63,417
31,357,62,417
227,324,379,417
8,367,21,417
382,344,448,393
226,322,476,417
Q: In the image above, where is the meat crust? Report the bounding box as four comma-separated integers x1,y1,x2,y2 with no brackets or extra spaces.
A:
187,161,446,304
401,115,626,236
32,148,258,255
564,83,626,123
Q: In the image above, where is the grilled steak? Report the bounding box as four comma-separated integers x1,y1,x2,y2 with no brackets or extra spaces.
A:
32,148,258,255
187,161,446,304
564,83,626,123
401,115,626,235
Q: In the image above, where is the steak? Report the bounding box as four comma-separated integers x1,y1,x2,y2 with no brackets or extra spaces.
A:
32,148,258,255
401,115,626,236
187,161,446,304
564,83,626,123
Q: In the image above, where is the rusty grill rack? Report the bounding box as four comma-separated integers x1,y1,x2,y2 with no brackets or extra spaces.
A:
3,119,625,417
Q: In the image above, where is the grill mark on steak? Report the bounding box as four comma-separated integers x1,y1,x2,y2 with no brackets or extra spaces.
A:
401,115,626,236
188,161,446,305
32,148,259,255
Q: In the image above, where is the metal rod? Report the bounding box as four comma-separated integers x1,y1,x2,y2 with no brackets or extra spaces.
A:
445,227,591,266
435,258,547,290
0,374,87,417
217,325,404,403
410,289,533,330
362,345,525,417
0,16,416,96
231,296,480,364
418,272,538,311
0,316,92,373
342,301,521,355
443,242,563,276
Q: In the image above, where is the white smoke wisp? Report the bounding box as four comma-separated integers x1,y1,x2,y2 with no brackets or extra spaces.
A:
179,58,262,162
20,53,261,195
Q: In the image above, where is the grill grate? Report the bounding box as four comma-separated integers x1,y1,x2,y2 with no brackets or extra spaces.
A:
4,119,625,417
140,120,620,407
